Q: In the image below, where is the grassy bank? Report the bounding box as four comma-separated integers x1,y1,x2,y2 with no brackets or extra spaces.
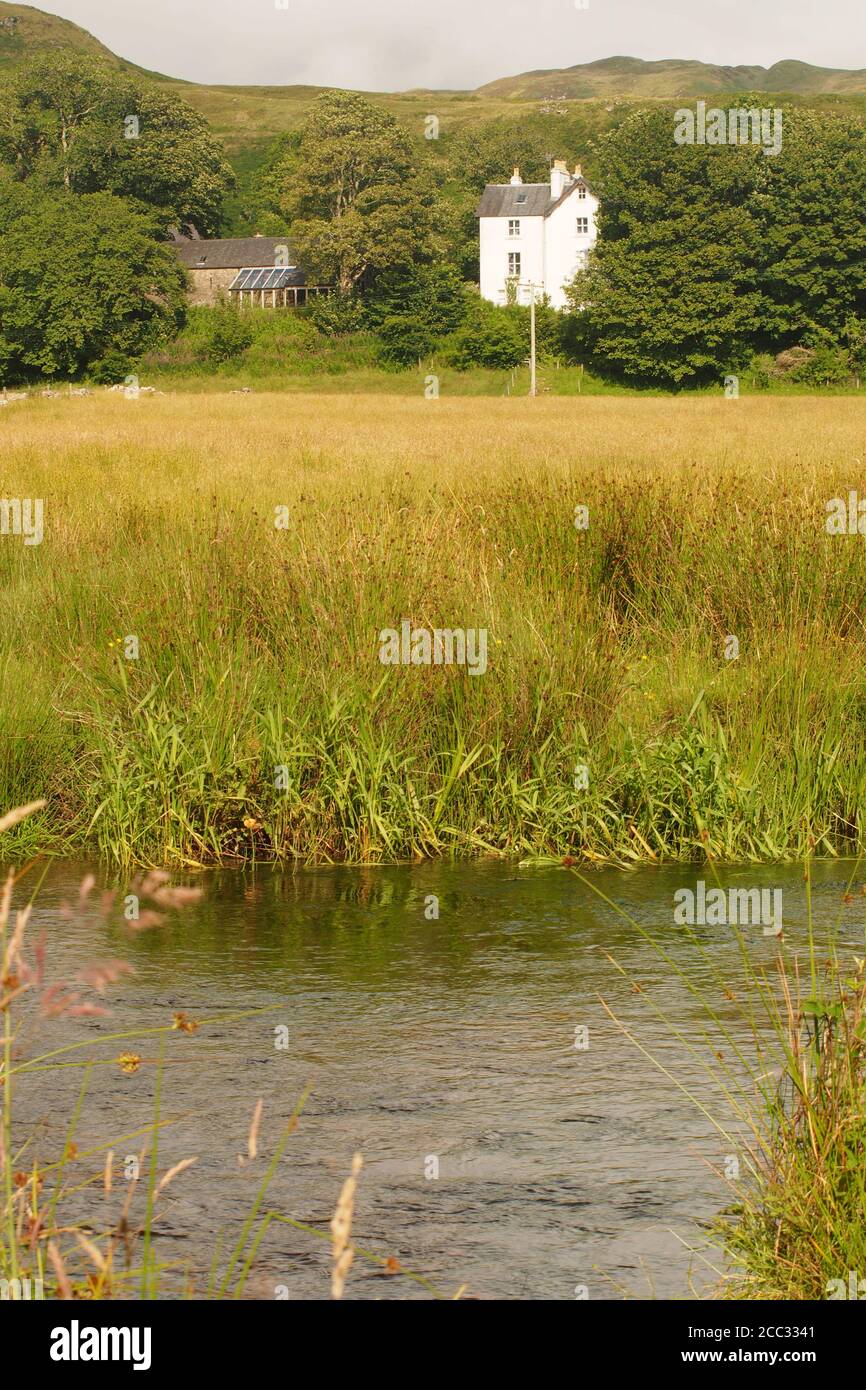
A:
2,391,866,867
134,308,866,397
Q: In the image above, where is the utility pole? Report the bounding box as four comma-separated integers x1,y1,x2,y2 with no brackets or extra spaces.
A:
522,279,542,394
529,283,537,398
516,280,540,396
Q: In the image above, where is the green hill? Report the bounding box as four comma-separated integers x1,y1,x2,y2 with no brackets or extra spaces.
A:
3,3,866,236
477,55,866,101
4,5,866,153
0,0,158,74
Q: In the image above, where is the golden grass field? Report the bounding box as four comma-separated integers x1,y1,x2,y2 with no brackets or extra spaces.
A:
2,391,866,864
3,390,864,487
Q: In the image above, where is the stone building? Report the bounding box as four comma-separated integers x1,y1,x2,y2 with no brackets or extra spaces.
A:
171,234,327,308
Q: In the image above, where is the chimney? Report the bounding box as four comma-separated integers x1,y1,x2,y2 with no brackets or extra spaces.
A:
510,166,521,185
573,163,582,179
550,158,569,199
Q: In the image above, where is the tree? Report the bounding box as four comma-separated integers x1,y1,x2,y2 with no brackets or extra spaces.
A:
562,105,866,385
90,87,236,237
0,54,234,234
447,118,563,191
267,91,437,294
563,108,765,385
0,191,187,380
754,109,866,344
0,54,130,190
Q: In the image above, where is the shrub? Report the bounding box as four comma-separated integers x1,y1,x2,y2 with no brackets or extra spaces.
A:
745,354,775,390
377,313,435,367
89,350,135,385
306,292,366,336
795,345,851,387
443,303,525,370
366,265,469,339
200,308,254,365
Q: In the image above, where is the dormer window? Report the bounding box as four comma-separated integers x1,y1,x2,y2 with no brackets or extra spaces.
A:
508,219,520,236
515,193,527,205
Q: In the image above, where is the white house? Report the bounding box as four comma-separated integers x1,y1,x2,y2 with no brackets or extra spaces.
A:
477,160,599,310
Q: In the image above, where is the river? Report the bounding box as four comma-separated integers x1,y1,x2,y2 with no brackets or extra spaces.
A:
8,857,858,1300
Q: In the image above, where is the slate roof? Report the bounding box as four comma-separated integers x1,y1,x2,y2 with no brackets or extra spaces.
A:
476,178,593,219
171,236,299,271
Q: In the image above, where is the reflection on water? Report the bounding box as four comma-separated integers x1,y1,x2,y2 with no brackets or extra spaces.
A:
8,857,863,1300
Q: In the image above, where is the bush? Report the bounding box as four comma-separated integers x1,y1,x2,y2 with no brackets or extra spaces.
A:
794,345,851,387
142,304,381,380
377,313,435,367
200,309,254,365
366,265,469,339
443,302,525,370
307,292,366,336
89,350,135,385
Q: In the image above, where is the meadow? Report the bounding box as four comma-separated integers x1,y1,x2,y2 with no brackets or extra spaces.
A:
2,390,866,868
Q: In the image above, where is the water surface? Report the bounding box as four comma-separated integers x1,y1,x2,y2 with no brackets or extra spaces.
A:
10,857,860,1299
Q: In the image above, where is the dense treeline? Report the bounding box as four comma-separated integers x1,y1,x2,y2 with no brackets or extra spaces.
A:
567,104,866,385
0,55,865,387
0,54,231,381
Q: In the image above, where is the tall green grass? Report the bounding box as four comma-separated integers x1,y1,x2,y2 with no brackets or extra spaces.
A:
2,393,866,866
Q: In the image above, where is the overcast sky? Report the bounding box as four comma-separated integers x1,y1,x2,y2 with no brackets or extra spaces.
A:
38,0,866,90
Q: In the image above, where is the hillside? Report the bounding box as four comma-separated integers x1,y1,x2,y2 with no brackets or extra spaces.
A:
0,0,164,75
477,55,866,101
3,3,866,236
3,6,866,151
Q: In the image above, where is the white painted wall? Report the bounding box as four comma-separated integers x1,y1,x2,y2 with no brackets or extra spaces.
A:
479,212,544,306
543,185,599,309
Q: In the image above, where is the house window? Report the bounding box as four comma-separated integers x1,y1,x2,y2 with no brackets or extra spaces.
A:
515,193,527,205
574,250,588,271
507,252,521,278
576,217,589,234
577,183,587,199
508,219,520,236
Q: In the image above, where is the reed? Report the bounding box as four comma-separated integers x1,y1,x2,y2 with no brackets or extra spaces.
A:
2,391,865,866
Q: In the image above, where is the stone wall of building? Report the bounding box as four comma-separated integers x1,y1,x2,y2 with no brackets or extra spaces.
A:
186,267,237,307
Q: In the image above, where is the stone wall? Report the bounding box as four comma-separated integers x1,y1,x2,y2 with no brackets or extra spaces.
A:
186,267,236,308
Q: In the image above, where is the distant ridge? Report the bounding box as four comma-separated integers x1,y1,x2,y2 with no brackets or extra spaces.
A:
477,56,866,100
